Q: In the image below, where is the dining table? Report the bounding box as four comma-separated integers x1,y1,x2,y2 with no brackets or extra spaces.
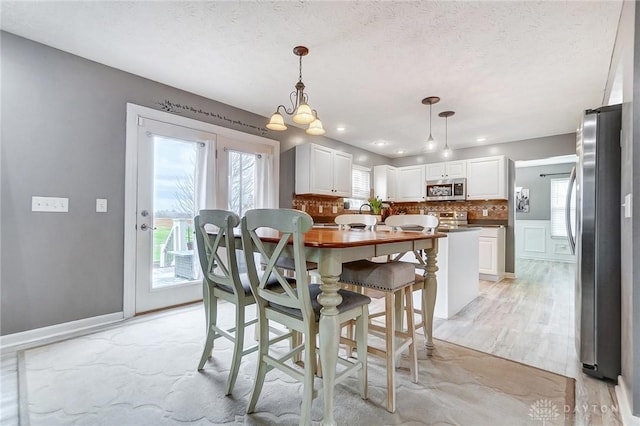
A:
256,225,447,425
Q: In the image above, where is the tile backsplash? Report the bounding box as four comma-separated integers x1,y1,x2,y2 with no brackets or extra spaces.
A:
291,195,508,223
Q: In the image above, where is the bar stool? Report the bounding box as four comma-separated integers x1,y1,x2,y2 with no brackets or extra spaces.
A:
335,214,418,413
385,214,439,354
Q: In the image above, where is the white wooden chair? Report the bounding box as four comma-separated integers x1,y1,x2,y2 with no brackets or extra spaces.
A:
194,209,285,395
385,214,439,353
336,213,418,413
241,209,371,425
334,213,377,230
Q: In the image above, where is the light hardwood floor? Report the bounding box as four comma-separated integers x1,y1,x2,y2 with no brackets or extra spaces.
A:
0,258,622,425
433,258,621,425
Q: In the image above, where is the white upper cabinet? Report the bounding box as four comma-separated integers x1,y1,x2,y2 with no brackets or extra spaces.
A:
396,165,426,202
295,143,353,197
466,155,508,200
425,160,467,180
373,165,398,201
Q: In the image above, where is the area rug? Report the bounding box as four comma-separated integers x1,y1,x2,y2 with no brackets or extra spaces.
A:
20,304,574,425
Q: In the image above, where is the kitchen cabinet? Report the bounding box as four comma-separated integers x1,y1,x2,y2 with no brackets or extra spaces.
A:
466,155,508,200
425,160,467,180
396,165,426,202
295,143,352,197
373,165,398,201
478,227,505,281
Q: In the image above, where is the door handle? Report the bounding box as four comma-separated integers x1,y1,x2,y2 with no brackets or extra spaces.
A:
565,166,576,254
140,223,157,231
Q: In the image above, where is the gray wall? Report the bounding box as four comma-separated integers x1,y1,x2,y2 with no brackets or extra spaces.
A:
630,2,640,415
0,32,389,335
610,1,640,417
515,163,575,221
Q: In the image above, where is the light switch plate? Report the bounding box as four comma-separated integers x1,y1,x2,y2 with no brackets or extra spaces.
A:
301,204,306,212
482,209,489,217
624,193,632,218
332,205,338,214
319,205,323,213
32,196,69,212
96,198,108,213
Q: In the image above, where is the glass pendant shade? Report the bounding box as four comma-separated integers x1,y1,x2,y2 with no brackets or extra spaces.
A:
427,134,436,150
292,103,314,124
306,118,326,135
442,145,452,158
266,112,287,131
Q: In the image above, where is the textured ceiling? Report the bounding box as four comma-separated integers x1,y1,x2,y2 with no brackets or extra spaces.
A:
0,1,623,158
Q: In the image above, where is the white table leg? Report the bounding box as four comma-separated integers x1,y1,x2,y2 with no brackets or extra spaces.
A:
424,239,439,356
316,256,342,426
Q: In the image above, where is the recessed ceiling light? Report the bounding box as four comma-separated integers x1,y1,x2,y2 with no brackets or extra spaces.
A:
374,141,386,146
336,126,346,132
397,150,405,154
476,137,486,142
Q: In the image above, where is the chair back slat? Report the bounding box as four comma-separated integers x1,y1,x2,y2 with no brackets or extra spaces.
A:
241,209,314,319
385,214,439,234
195,210,242,293
335,214,377,230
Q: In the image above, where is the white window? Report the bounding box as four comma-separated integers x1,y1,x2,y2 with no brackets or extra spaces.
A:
345,165,371,210
550,178,575,238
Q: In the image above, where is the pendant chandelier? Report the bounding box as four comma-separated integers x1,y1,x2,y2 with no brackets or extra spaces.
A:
266,46,326,136
422,96,440,150
439,110,455,158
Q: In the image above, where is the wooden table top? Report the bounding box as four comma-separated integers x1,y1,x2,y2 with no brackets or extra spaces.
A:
258,227,447,249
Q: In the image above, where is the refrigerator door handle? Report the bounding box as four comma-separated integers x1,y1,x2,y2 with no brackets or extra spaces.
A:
566,166,576,254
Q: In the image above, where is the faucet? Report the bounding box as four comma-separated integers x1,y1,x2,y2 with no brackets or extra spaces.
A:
359,203,372,214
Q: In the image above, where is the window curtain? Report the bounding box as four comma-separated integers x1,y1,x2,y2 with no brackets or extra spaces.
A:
193,140,217,278
195,140,217,213
255,153,276,208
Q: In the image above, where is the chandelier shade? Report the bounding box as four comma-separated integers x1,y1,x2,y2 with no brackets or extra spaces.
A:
293,103,314,124
306,118,326,135
266,112,287,131
267,46,325,135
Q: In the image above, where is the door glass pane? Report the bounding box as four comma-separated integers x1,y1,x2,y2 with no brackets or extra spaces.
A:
152,136,199,289
228,150,256,216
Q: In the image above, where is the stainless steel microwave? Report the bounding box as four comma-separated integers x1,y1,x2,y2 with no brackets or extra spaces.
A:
426,178,466,201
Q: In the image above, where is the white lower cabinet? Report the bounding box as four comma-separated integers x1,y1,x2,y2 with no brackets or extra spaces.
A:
478,227,505,281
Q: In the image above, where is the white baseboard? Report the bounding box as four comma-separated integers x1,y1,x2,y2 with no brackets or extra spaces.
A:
616,375,640,425
0,312,124,352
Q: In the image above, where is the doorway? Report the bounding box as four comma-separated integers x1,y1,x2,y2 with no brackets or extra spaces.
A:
124,104,279,317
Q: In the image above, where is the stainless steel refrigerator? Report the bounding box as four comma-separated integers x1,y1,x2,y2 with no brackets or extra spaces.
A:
566,104,621,381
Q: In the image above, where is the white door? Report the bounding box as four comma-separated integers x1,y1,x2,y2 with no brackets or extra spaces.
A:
134,118,216,313
125,104,279,317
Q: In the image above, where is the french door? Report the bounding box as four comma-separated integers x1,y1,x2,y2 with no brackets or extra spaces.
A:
124,104,280,317
134,117,216,313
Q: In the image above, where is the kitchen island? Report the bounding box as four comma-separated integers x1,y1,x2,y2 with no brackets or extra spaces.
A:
430,227,481,319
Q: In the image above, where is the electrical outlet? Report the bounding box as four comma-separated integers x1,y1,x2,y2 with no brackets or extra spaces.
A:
301,204,306,212
319,205,323,213
482,209,489,217
32,196,69,212
332,205,338,214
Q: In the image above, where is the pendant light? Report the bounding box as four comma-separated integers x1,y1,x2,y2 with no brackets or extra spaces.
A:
422,96,440,150
439,111,455,158
266,46,325,136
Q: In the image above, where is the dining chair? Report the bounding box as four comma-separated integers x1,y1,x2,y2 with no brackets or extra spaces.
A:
336,213,418,413
241,208,371,425
194,209,287,395
384,214,439,351
334,213,377,230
